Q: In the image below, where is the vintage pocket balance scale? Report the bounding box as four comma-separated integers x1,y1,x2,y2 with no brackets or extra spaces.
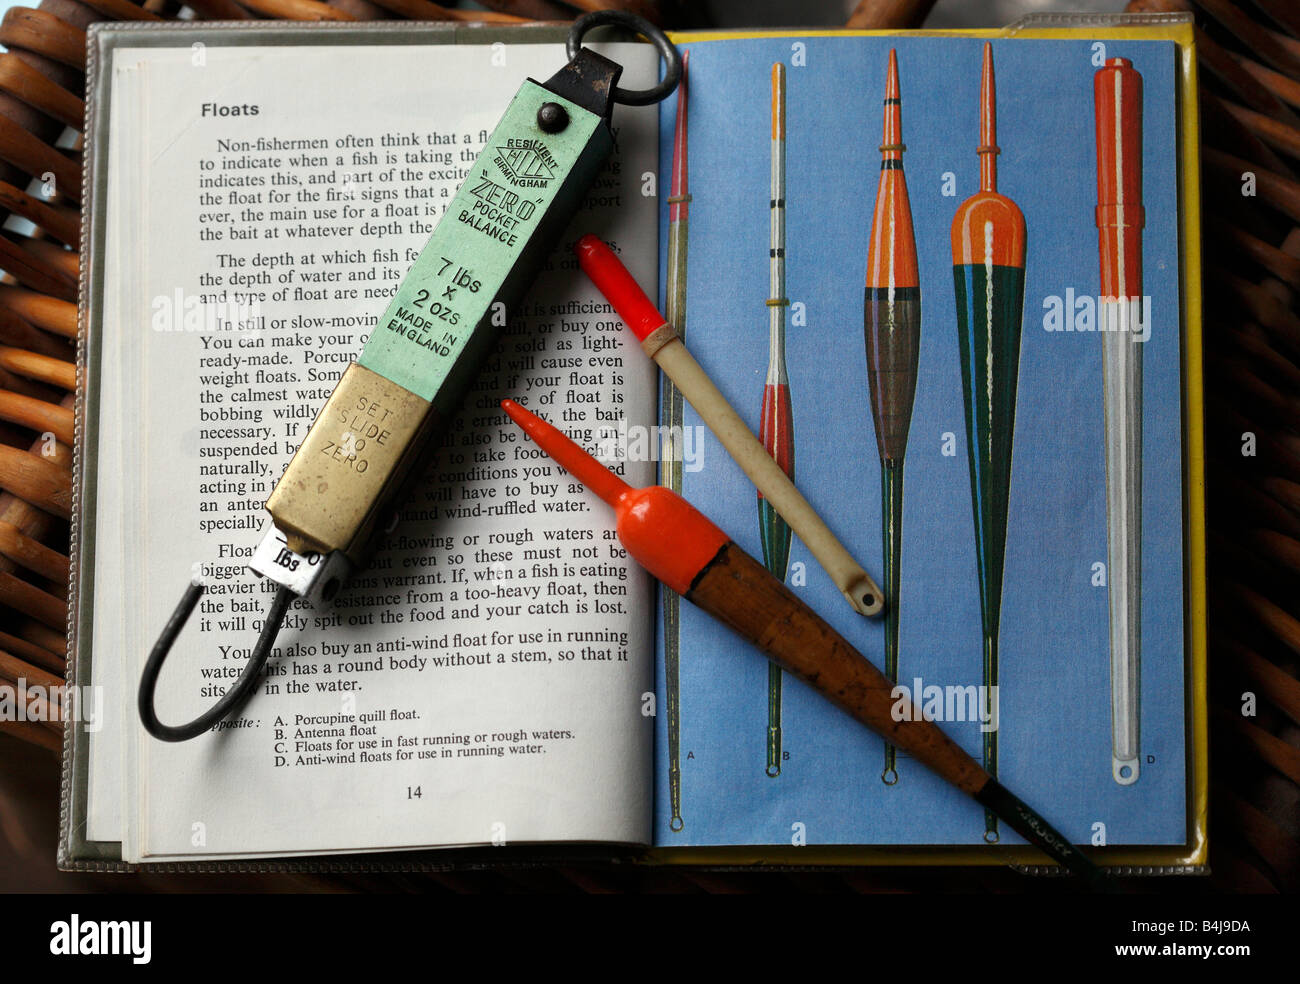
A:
139,12,682,742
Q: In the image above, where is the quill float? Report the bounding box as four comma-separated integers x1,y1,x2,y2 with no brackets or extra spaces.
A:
761,62,794,778
574,235,884,619
863,50,921,786
662,50,690,829
950,43,1026,840
1094,57,1144,786
500,398,1102,884
138,13,683,742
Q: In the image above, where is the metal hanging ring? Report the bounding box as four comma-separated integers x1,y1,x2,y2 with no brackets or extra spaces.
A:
566,10,682,107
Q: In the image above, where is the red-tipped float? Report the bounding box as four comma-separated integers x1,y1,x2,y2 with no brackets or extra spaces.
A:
573,234,885,618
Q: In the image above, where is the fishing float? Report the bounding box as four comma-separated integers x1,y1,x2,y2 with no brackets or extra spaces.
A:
573,235,885,620
1094,56,1145,786
950,42,1026,842
663,50,690,830
499,398,1102,885
864,49,922,786
762,62,794,779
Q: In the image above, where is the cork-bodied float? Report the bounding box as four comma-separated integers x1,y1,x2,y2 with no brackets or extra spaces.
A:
950,43,1026,840
500,398,1101,884
863,49,921,786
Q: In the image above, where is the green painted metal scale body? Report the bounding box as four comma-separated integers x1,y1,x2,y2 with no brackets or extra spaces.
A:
361,80,612,409
262,52,622,567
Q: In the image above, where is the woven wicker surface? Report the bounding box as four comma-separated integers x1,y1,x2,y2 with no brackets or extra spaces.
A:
0,0,1294,892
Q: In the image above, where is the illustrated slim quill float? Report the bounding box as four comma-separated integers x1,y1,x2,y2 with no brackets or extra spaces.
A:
575,235,884,620
1095,57,1144,786
950,43,1026,840
762,62,794,778
137,13,683,741
663,50,690,830
500,398,1101,885
863,50,921,785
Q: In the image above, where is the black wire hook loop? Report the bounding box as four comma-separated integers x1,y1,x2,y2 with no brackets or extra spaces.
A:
137,582,293,742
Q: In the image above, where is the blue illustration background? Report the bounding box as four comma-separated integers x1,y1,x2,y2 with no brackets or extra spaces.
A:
653,36,1186,847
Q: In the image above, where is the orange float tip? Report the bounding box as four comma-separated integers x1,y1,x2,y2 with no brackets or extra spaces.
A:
882,49,902,151
771,62,785,140
573,235,667,343
499,398,730,596
500,398,630,507
978,41,999,193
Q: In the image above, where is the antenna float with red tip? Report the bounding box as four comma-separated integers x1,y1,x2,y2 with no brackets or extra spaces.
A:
500,398,1101,884
762,61,794,779
573,234,884,619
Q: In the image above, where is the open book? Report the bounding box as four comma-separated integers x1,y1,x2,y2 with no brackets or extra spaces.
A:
64,19,1206,869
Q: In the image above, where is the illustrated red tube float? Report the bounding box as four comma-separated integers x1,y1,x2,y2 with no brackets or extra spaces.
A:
1094,56,1144,787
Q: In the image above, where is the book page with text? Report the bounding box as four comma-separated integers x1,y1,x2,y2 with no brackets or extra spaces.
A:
91,40,660,860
